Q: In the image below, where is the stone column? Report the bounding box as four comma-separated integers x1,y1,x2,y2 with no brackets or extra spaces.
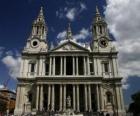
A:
76,85,80,112
59,85,63,111
63,85,66,111
53,57,55,75
60,57,63,75
15,86,21,109
40,85,44,111
116,85,121,110
88,84,92,111
76,57,79,75
96,84,100,111
39,57,43,76
64,57,66,75
99,85,104,110
97,59,101,76
94,58,97,75
84,84,88,111
51,85,55,111
36,85,39,110
73,85,76,111
47,85,51,111
73,57,75,75
19,59,24,76
119,87,125,110
84,57,87,75
87,56,90,75
49,57,52,76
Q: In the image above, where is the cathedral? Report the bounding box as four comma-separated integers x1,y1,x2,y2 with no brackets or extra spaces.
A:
14,6,125,116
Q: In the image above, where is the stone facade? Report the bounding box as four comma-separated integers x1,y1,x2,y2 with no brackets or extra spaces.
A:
14,7,125,116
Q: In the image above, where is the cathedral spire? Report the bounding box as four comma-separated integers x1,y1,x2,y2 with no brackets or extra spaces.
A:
31,6,48,40
36,6,45,23
95,6,102,22
66,23,73,40
96,6,100,15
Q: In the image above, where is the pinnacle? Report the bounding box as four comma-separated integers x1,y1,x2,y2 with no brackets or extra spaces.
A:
66,23,72,40
35,6,45,23
96,6,100,15
38,6,44,18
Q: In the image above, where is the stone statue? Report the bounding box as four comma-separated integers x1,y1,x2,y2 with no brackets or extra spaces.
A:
66,96,71,108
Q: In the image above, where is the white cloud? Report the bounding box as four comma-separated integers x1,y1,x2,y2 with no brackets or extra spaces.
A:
66,8,77,21
57,30,67,40
56,2,87,21
73,28,90,41
0,84,4,89
56,8,65,19
80,3,87,11
104,0,140,89
2,55,21,79
56,28,90,47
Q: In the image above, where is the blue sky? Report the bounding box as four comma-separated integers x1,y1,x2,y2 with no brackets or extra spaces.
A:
0,0,140,106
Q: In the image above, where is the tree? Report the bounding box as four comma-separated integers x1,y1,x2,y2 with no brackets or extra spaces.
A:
128,91,140,116
0,101,6,112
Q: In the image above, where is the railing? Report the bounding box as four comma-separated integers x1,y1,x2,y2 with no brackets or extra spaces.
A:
102,72,113,78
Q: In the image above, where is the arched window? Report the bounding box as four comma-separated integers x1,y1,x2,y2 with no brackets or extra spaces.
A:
29,60,36,75
99,25,102,34
106,91,112,103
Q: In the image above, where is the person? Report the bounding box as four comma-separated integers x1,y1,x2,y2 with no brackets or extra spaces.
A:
100,112,104,116
106,113,110,116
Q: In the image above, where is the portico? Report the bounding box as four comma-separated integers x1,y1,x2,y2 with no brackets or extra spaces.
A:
35,83,102,112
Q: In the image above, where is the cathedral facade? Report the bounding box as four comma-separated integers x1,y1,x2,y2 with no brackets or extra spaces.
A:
14,7,125,116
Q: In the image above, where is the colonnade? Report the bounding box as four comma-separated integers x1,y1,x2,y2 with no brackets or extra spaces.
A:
35,84,103,112
48,56,90,76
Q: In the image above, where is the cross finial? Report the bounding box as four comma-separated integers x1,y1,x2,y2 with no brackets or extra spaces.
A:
96,6,100,15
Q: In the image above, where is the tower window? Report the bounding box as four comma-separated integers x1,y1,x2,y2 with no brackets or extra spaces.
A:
31,63,35,73
36,26,39,34
99,25,102,34
104,62,109,73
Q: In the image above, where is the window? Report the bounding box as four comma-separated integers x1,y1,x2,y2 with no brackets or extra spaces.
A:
31,63,35,73
36,26,39,34
106,92,112,103
99,25,102,34
104,62,109,73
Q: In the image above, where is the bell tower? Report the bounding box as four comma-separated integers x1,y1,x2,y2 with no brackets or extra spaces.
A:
91,6,114,52
23,7,48,53
31,7,47,40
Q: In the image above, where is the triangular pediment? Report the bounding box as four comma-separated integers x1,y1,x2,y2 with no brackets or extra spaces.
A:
50,40,89,52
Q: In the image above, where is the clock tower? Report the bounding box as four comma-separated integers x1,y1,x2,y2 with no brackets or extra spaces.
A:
91,6,114,52
23,7,48,53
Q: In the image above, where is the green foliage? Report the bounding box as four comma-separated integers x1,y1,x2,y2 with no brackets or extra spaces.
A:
128,91,140,116
0,102,6,112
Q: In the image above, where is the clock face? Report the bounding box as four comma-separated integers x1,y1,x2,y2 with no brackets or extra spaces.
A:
31,39,39,48
99,38,108,48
